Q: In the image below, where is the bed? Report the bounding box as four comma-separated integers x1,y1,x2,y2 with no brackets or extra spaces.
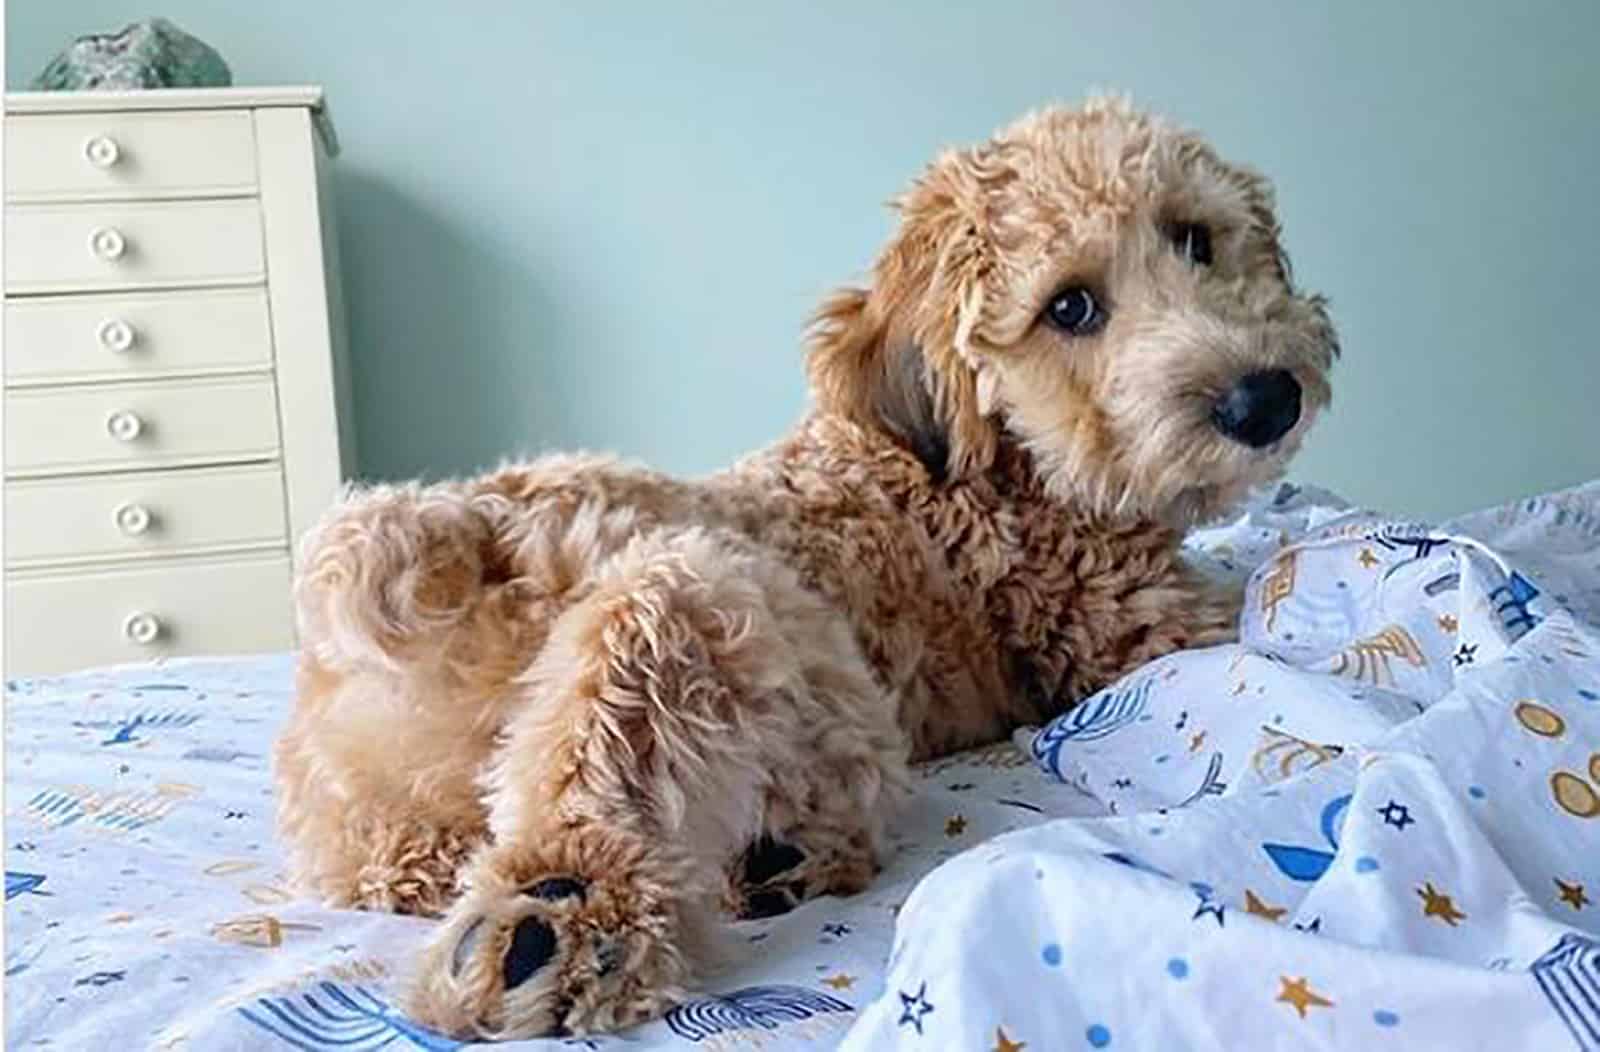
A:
8,480,1600,1050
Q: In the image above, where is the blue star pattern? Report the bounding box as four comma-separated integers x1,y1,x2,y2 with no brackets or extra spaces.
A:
1191,884,1227,927
897,982,934,1034
1378,801,1415,830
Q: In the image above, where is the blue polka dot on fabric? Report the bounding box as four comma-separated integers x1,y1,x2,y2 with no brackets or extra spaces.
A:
1355,856,1380,873
1042,943,1062,966
1166,958,1189,979
1579,689,1597,701
1468,785,1486,799
1154,754,1170,765
1087,1023,1112,1047
1374,1010,1400,1027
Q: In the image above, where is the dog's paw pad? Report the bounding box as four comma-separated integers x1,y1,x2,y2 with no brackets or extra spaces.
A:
522,876,587,902
503,915,558,989
742,836,806,885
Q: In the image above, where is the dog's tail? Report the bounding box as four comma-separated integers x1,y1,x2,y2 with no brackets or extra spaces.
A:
294,482,504,671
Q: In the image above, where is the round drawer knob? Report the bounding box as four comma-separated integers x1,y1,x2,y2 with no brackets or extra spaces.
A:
122,611,163,646
84,135,122,168
106,409,144,442
113,501,153,536
88,226,127,261
97,317,137,353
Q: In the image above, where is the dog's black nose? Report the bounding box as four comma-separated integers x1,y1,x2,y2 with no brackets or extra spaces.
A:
1211,369,1302,448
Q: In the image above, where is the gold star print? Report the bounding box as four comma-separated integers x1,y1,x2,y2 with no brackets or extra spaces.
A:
1276,975,1334,1018
1189,730,1208,753
1244,889,1288,923
822,973,856,990
1556,879,1590,910
1417,882,1467,926
945,814,968,837
1358,548,1380,569
1437,613,1459,633
993,1026,1027,1052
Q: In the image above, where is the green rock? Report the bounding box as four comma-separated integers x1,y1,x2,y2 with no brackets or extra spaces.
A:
31,18,231,91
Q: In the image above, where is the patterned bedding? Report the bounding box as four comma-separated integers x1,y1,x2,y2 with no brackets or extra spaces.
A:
2,657,1099,1050
8,479,1599,1050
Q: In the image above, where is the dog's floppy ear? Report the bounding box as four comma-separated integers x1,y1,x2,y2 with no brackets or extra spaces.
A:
806,152,1000,482
806,288,951,480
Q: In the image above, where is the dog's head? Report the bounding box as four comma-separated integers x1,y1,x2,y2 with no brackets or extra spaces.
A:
807,96,1338,525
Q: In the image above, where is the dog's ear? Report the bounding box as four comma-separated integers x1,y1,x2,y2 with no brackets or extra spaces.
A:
806,288,950,480
806,152,1000,482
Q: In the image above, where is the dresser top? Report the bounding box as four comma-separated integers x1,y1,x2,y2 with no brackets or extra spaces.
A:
4,87,338,154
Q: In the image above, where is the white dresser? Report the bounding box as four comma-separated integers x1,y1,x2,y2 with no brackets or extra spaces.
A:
3,87,353,676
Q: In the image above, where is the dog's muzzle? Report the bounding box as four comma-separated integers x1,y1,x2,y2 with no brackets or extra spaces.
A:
1211,369,1302,448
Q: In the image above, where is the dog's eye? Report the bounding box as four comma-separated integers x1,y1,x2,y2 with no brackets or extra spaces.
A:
1168,222,1213,266
1043,287,1104,335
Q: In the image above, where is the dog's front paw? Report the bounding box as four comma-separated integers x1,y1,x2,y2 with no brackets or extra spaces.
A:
405,859,683,1039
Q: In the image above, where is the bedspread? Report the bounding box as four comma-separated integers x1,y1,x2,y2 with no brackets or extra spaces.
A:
3,655,1099,1050
843,480,1600,1051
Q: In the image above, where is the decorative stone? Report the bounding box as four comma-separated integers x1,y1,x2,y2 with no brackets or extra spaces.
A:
31,18,231,91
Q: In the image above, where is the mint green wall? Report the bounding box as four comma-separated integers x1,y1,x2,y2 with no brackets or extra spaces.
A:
9,4,1597,520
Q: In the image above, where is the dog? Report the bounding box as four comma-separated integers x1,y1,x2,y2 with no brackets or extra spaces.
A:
274,95,1337,1039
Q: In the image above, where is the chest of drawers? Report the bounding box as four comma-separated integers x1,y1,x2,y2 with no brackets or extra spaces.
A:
3,87,353,676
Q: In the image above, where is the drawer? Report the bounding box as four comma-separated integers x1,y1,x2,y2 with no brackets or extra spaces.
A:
5,375,280,477
5,288,273,386
6,463,288,568
5,199,265,295
5,552,293,677
4,110,256,204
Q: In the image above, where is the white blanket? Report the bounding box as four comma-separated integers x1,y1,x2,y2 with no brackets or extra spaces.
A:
3,657,1100,1049
843,481,1600,1051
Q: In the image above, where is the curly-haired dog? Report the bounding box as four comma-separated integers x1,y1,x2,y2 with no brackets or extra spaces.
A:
275,96,1338,1038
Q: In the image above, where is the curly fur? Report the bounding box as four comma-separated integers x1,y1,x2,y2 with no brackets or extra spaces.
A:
274,96,1337,1039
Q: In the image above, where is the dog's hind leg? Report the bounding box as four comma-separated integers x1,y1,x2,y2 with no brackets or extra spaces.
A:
293,481,508,671
401,526,909,1039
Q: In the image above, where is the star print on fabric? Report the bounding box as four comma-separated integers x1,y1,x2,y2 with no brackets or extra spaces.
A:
1454,643,1479,667
993,1026,1026,1052
822,923,852,937
1358,548,1380,569
1112,777,1133,790
898,982,934,1034
1555,878,1589,910
1418,882,1467,926
822,973,856,990
1276,975,1334,1018
1377,800,1415,830
1244,889,1287,923
1294,917,1323,934
1192,886,1227,927
945,814,968,837
1189,731,1208,753
1437,613,1459,633
947,782,975,792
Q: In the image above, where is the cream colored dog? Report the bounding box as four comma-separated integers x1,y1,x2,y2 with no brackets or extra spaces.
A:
275,96,1337,1039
